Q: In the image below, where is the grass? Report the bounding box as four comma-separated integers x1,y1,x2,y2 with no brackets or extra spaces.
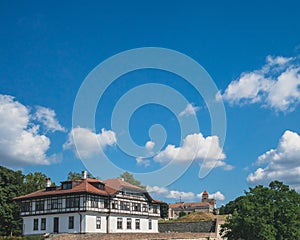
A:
0,237,44,240
159,212,228,223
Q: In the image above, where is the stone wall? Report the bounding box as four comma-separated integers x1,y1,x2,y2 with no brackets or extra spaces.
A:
158,220,216,233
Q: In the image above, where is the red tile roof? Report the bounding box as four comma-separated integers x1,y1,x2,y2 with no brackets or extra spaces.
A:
103,178,146,192
14,178,113,200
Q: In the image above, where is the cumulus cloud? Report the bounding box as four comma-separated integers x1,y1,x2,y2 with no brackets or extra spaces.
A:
222,55,300,112
147,185,225,202
145,141,155,152
35,106,66,132
136,157,150,167
247,130,300,190
179,103,200,117
0,95,59,167
154,133,231,170
63,127,117,159
197,191,225,201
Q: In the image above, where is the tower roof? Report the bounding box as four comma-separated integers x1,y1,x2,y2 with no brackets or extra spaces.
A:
203,190,209,195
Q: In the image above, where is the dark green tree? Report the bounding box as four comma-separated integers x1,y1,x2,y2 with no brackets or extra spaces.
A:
0,166,24,236
67,171,94,181
119,171,146,189
178,211,186,218
23,172,48,194
220,181,300,240
159,202,169,219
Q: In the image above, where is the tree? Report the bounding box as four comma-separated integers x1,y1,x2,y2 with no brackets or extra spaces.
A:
179,211,186,218
23,172,48,194
119,171,146,189
220,181,300,240
67,171,94,181
159,202,169,219
0,166,24,236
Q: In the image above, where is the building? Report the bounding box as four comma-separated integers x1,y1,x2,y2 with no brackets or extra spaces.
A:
14,171,160,235
168,190,216,219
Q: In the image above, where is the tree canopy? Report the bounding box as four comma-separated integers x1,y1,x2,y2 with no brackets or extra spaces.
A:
220,181,300,240
67,171,94,181
119,171,146,189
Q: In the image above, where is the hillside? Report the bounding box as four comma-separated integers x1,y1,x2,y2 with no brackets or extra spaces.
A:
160,212,227,223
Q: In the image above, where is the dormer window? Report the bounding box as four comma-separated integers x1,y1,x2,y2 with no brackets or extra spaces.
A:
62,181,72,190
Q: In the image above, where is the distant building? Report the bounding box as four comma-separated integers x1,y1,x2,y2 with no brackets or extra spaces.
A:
168,190,216,219
14,171,160,235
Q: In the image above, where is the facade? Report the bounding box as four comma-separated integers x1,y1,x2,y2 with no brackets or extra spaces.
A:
168,191,216,219
14,171,160,235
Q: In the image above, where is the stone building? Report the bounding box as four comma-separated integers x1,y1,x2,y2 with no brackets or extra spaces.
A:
168,190,216,219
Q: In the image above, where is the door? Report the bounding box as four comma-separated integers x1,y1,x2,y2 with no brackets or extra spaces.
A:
53,217,59,233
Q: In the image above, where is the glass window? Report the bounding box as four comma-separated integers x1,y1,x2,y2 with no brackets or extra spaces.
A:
149,219,152,230
66,196,80,208
33,219,38,231
112,200,118,209
21,201,31,212
35,200,44,211
135,219,140,230
117,218,122,229
126,218,132,229
68,216,74,229
96,217,101,229
41,218,46,230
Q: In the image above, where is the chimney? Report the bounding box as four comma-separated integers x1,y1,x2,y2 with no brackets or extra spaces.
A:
46,178,51,187
120,178,124,182
82,170,87,180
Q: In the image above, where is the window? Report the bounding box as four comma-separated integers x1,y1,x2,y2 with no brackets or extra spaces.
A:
132,203,141,212
68,216,74,229
41,218,46,230
20,201,31,212
149,219,152,230
135,219,140,230
66,196,80,208
120,201,130,211
153,205,158,213
90,196,99,208
142,204,148,212
35,200,44,211
62,182,72,190
117,218,122,229
126,218,132,229
33,219,38,231
96,217,101,229
112,200,118,209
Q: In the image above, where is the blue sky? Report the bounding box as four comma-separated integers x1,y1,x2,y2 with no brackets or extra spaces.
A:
1,0,300,206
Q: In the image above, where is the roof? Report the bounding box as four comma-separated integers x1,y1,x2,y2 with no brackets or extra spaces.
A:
169,201,212,209
103,178,146,192
14,178,116,200
202,190,209,195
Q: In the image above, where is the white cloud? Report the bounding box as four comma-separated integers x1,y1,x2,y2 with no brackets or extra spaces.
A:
35,106,66,132
154,133,231,170
222,55,300,112
0,95,57,166
179,103,200,117
145,141,155,151
63,127,117,159
147,185,225,202
136,157,150,167
247,130,300,190
197,191,225,201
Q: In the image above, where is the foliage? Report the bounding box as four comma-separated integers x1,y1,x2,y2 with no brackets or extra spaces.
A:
119,171,146,189
159,202,169,219
0,237,44,240
0,166,52,236
220,181,300,240
178,211,187,218
67,171,94,181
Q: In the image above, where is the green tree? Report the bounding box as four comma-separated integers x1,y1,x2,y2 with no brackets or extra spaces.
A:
23,172,48,194
220,181,300,240
179,211,186,218
159,202,169,219
0,166,24,236
67,171,94,180
119,171,146,189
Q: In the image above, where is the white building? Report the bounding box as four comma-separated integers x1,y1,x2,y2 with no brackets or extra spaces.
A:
15,171,160,235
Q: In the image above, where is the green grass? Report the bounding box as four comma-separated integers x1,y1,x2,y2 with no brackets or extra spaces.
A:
0,236,44,240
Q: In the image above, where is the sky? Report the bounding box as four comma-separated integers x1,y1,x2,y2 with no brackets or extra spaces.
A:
1,0,300,206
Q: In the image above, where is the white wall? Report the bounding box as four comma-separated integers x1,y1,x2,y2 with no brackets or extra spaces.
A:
108,215,158,233
83,212,107,233
23,213,81,235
